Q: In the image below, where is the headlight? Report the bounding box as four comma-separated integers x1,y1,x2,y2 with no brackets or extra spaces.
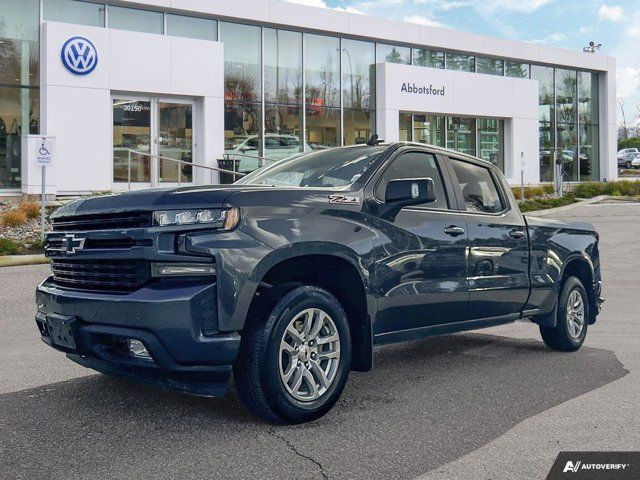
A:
152,207,240,230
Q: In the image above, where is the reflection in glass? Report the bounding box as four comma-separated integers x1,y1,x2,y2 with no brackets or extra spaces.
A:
579,124,599,181
531,65,555,183
264,29,302,105
0,0,39,87
539,121,554,182
265,104,304,161
531,65,554,123
305,34,340,108
158,103,193,183
112,99,151,183
108,6,164,34
447,117,476,155
166,14,216,41
446,52,475,72
557,122,577,182
477,57,504,76
0,86,38,188
224,102,261,173
376,44,411,65
478,118,504,171
413,49,445,69
578,71,598,126
221,22,261,104
342,38,375,110
343,109,374,145
399,113,412,141
44,0,105,27
306,107,340,149
505,61,529,78
414,115,445,147
555,69,577,125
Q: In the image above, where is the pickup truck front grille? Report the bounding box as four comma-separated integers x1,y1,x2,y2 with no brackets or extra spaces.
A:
51,212,151,232
50,259,151,292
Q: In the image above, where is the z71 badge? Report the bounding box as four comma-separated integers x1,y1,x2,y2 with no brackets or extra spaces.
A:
328,194,360,205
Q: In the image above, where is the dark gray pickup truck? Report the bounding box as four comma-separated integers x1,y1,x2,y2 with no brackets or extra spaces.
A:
36,142,603,423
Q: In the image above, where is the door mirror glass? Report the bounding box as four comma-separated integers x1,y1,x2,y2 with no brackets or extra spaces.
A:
385,177,436,207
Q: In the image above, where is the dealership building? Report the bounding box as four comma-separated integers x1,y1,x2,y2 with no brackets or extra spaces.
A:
0,0,616,196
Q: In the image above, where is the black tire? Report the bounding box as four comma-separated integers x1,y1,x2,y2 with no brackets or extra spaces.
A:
234,286,351,424
539,276,589,352
625,161,632,169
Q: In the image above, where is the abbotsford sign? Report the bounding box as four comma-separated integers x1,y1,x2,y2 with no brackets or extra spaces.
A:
400,82,446,96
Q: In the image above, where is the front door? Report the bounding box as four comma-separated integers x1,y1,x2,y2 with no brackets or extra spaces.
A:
112,96,194,187
370,149,470,336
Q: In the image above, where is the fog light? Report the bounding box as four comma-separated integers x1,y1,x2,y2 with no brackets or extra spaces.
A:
127,339,152,361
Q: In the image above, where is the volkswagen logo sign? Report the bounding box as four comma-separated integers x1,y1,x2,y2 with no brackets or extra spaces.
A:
61,36,98,76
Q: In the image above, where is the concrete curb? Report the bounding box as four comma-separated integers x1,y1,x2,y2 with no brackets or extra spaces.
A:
0,254,49,267
524,195,609,217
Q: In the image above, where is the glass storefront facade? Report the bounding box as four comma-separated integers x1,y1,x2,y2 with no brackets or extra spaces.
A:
0,0,605,187
400,113,504,171
0,0,39,189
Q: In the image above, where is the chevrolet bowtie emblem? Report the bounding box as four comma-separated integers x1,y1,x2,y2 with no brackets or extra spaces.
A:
63,234,86,254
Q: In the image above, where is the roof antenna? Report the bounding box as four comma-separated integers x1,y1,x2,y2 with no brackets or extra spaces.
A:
366,134,384,146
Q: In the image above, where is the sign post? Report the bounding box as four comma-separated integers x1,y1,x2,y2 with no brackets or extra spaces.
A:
520,152,525,203
35,138,54,242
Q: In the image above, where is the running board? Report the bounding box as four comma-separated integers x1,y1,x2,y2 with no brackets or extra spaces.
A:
373,314,519,346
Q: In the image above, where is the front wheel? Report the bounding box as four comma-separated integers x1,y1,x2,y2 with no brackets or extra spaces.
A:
625,161,632,169
539,276,589,352
234,286,351,424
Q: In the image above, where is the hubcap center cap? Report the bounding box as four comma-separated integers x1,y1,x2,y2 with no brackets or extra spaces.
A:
298,345,312,362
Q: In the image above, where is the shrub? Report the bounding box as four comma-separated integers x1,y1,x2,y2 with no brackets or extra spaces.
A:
1,209,27,227
618,138,640,151
542,184,555,195
524,186,545,199
0,238,21,255
573,181,603,198
19,202,40,219
511,188,521,200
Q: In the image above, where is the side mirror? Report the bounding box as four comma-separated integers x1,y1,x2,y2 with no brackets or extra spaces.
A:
385,177,436,207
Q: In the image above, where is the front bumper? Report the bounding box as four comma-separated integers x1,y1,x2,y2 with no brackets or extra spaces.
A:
35,278,240,397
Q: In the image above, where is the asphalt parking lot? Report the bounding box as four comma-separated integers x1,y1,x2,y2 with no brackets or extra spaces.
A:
1,202,638,480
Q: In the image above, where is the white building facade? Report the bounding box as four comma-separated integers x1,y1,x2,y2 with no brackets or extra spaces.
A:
0,0,617,196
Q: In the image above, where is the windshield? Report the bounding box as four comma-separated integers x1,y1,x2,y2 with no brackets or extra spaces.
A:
237,146,387,188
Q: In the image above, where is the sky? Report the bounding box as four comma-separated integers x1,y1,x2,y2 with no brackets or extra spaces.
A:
285,0,640,126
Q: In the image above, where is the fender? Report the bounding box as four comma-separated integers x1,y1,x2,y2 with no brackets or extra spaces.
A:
227,241,376,332
534,252,596,328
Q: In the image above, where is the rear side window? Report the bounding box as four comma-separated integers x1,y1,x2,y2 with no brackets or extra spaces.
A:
451,159,505,213
375,151,448,209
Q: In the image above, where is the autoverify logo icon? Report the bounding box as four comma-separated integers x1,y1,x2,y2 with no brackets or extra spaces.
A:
61,36,98,75
563,461,581,473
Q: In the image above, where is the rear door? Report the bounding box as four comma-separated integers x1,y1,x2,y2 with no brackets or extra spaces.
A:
368,148,470,336
446,156,529,319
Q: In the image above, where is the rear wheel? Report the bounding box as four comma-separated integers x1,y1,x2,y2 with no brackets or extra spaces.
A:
234,286,351,424
540,276,588,352
625,160,632,169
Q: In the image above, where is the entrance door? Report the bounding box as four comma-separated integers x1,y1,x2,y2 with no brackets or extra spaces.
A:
157,101,194,183
112,96,194,187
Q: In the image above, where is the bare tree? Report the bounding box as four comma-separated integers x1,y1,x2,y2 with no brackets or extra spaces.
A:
619,98,629,140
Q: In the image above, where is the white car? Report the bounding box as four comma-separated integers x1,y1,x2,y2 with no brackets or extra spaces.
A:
225,134,312,173
631,154,640,169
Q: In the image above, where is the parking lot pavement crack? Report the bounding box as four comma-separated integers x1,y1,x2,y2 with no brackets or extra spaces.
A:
268,427,329,480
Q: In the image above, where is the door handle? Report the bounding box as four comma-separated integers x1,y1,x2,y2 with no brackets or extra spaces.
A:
509,229,526,239
444,225,465,237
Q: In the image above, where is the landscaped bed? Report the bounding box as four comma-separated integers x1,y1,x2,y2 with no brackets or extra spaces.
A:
0,200,49,255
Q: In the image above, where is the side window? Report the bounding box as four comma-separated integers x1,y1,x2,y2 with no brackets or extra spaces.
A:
451,159,505,213
375,151,448,209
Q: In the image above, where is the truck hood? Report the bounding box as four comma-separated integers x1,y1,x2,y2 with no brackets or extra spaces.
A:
51,185,280,219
